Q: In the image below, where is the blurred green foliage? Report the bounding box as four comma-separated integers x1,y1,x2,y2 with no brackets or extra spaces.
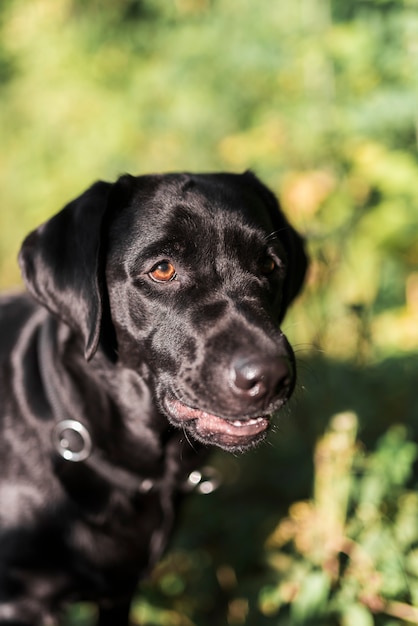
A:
261,414,418,625
1,0,418,624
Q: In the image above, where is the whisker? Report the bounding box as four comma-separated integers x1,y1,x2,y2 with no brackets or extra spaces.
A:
264,226,292,243
292,343,327,356
182,424,197,452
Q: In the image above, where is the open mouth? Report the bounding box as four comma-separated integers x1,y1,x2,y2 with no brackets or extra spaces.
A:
163,396,270,450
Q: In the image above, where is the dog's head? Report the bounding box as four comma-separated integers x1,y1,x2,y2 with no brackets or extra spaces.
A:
19,172,307,452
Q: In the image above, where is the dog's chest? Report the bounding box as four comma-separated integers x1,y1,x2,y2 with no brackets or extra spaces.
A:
57,484,177,599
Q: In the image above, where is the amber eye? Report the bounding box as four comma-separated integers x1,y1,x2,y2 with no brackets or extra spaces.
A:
260,255,276,275
149,261,177,283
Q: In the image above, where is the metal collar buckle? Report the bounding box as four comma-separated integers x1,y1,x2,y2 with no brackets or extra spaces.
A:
52,419,93,462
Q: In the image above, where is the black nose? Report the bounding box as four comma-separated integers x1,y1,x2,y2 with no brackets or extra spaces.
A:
231,355,293,401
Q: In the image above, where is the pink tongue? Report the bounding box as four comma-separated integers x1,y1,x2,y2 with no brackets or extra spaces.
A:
195,413,268,438
167,399,269,438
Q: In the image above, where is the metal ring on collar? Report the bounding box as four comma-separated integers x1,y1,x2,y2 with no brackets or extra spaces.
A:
52,419,93,462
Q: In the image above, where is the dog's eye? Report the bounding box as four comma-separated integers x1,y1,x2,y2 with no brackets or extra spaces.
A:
149,261,177,283
260,255,276,275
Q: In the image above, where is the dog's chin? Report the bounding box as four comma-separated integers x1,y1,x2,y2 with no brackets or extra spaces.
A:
162,396,271,452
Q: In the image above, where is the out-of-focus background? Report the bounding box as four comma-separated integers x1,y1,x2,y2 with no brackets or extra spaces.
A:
1,0,418,624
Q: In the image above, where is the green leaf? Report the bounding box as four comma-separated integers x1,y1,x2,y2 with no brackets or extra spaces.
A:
258,584,282,616
342,603,374,626
290,570,331,623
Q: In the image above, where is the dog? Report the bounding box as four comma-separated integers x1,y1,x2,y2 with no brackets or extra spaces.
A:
0,171,307,625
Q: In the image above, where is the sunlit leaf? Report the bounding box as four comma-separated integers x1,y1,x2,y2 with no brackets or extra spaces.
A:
342,603,374,626
290,570,331,623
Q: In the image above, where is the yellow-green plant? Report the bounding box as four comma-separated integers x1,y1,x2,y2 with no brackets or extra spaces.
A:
260,413,418,625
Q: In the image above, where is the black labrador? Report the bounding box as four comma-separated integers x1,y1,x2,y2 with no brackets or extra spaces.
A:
0,171,307,626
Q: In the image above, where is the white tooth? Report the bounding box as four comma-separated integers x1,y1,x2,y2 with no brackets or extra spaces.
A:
231,417,265,427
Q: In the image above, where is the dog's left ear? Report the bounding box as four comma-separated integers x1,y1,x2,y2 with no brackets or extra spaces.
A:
244,172,308,322
19,177,134,360
277,215,308,322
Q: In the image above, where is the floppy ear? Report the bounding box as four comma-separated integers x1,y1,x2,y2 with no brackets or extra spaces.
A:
277,216,308,322
19,181,114,361
244,171,308,322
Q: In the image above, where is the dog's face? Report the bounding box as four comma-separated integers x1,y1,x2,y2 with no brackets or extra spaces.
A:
19,172,307,452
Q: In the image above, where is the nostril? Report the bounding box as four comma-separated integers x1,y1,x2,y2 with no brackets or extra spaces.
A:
233,361,264,392
232,355,293,399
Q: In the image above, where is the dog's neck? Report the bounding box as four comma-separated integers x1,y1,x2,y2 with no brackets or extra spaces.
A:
37,315,189,494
